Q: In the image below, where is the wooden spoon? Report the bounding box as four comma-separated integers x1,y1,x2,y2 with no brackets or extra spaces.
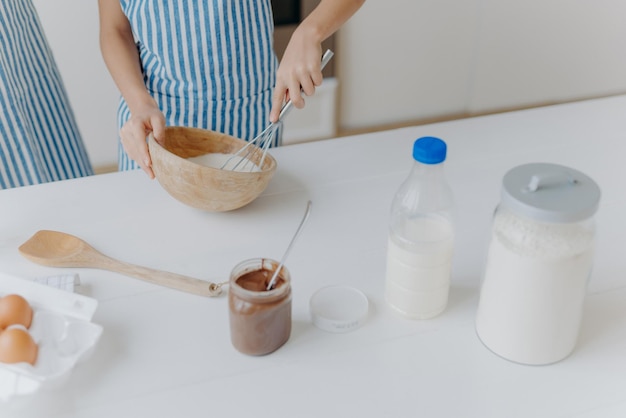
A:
18,230,223,297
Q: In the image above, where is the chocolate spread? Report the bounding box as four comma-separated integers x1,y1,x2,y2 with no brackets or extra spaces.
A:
236,268,285,292
229,262,291,356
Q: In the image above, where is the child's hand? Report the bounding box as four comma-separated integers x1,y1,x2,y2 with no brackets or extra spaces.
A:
119,102,165,179
269,0,364,125
270,30,323,123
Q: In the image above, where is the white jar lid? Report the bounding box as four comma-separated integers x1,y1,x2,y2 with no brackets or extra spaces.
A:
309,285,369,333
501,163,601,223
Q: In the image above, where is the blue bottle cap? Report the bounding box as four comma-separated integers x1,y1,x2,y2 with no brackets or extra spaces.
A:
413,137,447,164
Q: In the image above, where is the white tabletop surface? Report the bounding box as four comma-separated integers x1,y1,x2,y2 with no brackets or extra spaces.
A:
1,95,626,417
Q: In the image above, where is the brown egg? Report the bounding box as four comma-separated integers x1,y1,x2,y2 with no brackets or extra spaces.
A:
0,327,38,365
0,294,33,329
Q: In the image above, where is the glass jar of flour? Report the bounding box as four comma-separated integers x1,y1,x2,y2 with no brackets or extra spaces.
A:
475,163,601,365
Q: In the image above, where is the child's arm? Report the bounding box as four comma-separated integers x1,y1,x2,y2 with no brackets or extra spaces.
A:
98,0,164,178
270,0,366,123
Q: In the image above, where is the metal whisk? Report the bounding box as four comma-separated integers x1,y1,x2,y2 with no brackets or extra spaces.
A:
221,49,334,172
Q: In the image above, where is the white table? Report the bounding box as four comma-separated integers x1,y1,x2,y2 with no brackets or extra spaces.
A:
1,95,626,417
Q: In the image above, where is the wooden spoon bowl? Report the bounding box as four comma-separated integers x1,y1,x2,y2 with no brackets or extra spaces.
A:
149,126,277,212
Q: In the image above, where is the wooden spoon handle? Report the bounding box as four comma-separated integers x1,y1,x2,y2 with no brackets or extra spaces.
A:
98,257,224,297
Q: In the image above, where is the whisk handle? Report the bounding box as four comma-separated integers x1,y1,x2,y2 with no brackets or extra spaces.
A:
277,49,335,122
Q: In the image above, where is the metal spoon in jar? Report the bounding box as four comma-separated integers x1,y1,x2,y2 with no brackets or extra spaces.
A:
266,200,312,290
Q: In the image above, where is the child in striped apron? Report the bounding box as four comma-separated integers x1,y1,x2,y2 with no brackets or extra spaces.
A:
0,0,93,189
98,0,364,178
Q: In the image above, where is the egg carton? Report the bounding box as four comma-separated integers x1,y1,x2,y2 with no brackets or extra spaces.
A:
0,272,102,402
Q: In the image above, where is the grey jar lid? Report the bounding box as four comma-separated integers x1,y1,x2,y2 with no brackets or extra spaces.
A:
500,162,601,223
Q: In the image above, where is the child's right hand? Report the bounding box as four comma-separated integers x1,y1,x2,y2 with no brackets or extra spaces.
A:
119,102,166,179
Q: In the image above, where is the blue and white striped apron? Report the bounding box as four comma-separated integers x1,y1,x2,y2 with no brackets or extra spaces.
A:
0,0,93,189
118,0,279,171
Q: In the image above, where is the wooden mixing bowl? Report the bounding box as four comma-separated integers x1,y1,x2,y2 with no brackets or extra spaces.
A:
148,126,277,212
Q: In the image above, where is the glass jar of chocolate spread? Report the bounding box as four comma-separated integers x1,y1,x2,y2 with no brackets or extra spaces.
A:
228,258,292,356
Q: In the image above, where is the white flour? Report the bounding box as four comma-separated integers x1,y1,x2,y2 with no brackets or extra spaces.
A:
476,208,594,364
187,153,261,172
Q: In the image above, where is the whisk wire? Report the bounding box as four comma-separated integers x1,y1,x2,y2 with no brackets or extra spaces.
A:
221,49,334,172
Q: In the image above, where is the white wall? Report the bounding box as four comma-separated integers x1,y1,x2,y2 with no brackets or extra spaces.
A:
338,0,626,130
468,0,626,112
32,0,626,170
